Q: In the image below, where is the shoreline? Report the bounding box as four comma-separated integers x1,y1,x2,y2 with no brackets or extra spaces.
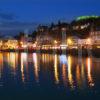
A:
0,49,100,57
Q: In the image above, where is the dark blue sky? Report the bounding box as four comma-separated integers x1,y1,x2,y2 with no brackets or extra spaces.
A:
0,0,100,23
0,0,100,35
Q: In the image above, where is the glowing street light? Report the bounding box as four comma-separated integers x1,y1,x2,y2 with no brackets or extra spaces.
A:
67,38,73,45
86,38,92,45
54,40,58,44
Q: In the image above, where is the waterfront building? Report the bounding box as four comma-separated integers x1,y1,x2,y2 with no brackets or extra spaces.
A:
67,36,79,49
1,36,18,49
50,22,69,42
27,37,34,49
36,25,54,49
90,30,100,48
0,40,2,48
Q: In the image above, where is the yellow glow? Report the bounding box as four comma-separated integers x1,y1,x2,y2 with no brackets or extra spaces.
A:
42,54,53,63
9,53,18,76
35,41,37,44
81,63,85,86
54,40,57,44
76,65,82,88
5,40,18,49
33,53,39,83
97,46,100,48
86,57,94,87
68,56,74,88
9,53,16,68
0,53,3,78
0,53,3,66
20,41,23,45
76,65,80,82
22,44,27,48
67,38,72,45
54,54,59,84
86,38,92,45
21,53,27,83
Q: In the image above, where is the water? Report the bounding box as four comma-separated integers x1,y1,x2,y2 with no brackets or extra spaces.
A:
0,52,100,100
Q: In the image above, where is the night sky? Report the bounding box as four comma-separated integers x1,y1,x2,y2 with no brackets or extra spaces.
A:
0,0,100,35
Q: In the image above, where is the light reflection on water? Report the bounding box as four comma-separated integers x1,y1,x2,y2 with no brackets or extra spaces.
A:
0,52,100,98
33,53,40,83
54,54,59,84
86,57,94,87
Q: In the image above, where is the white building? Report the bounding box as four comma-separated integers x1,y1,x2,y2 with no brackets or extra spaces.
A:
90,31,100,45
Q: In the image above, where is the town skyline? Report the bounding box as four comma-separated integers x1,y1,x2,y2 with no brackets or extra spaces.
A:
0,0,100,35
0,15,100,36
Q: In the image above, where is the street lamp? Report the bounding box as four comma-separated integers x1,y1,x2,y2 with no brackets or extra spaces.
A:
54,40,57,44
67,38,72,45
86,38,92,45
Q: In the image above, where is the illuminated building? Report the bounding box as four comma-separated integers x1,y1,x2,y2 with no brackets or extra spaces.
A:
1,36,18,50
0,40,3,48
90,30,100,48
67,36,79,49
50,22,69,42
36,25,54,49
78,38,92,49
